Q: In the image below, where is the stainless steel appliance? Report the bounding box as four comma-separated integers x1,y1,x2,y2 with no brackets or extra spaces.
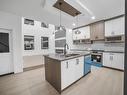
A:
91,50,103,63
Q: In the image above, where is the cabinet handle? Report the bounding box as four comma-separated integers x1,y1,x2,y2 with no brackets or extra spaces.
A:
111,31,115,35
112,56,113,60
95,36,98,39
66,62,69,69
76,59,79,65
110,56,113,61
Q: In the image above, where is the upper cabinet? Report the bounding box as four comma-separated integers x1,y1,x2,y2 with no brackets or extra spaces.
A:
105,16,125,37
73,26,91,44
72,16,125,44
73,26,90,40
90,21,105,41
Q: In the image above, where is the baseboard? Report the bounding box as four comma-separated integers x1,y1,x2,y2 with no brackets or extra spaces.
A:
0,72,14,77
23,64,44,72
103,66,124,72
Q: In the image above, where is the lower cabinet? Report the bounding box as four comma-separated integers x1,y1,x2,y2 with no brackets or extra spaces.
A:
61,56,84,90
103,52,124,70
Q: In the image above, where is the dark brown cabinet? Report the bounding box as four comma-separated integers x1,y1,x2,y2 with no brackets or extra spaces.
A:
90,21,104,40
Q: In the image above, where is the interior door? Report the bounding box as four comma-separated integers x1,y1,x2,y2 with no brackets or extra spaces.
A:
0,29,13,75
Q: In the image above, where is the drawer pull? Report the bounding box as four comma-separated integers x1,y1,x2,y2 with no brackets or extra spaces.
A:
66,62,69,69
76,59,79,65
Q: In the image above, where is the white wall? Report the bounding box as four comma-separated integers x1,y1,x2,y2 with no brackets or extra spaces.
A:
22,18,55,68
22,18,55,56
0,11,23,73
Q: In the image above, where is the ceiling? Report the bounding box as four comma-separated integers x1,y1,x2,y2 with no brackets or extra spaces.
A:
0,0,125,29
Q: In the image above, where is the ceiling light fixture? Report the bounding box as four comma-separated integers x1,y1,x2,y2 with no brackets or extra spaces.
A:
58,2,65,31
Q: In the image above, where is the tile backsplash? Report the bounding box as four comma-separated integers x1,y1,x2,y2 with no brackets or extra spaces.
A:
71,41,124,52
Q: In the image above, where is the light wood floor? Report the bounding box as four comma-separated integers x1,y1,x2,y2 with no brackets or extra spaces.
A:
0,67,123,95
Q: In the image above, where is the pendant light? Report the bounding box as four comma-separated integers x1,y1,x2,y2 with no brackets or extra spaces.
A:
75,12,81,34
58,2,65,31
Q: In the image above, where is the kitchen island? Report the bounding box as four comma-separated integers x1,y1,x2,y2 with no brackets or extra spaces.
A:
44,52,90,93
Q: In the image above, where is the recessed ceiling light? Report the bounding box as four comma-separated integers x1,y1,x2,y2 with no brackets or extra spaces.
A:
91,16,95,20
72,23,76,26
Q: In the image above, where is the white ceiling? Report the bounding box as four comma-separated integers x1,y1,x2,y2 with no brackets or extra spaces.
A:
0,0,125,29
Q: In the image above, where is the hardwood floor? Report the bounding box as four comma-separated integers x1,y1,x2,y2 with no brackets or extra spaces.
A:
0,67,123,95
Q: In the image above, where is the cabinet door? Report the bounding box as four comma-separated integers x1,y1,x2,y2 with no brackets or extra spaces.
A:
96,21,104,40
79,26,90,39
112,53,124,70
90,24,96,40
73,31,78,40
61,59,75,90
103,53,112,67
90,21,104,40
73,31,81,40
103,53,124,70
105,20,113,37
112,17,124,36
74,57,84,80
73,26,90,40
105,17,125,37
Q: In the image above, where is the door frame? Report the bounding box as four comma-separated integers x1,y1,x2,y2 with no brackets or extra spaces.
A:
0,28,14,75
124,1,127,94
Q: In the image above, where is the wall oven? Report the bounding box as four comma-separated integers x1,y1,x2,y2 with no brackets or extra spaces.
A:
91,50,103,63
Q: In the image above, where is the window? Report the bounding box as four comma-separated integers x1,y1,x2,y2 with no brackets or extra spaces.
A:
41,37,49,49
41,22,49,28
24,19,34,25
24,35,34,50
0,33,9,53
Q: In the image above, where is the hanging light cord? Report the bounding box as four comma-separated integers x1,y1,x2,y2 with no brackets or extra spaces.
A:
76,13,79,33
59,2,62,27
76,14,78,29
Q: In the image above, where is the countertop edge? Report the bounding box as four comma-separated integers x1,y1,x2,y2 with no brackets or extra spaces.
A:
44,53,90,61
70,49,124,53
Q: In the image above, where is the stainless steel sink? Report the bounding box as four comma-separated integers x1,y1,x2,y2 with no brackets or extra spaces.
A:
64,53,79,57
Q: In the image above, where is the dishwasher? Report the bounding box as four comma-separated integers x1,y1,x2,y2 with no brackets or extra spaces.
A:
84,55,91,75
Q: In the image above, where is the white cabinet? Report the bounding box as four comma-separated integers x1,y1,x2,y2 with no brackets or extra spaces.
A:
105,17,124,37
103,52,124,70
74,57,84,80
61,59,75,89
61,56,84,90
73,26,90,40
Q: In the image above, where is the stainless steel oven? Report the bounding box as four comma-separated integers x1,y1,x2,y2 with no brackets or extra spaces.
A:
91,50,103,63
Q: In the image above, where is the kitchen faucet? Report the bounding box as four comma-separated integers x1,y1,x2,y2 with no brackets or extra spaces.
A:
63,43,69,55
